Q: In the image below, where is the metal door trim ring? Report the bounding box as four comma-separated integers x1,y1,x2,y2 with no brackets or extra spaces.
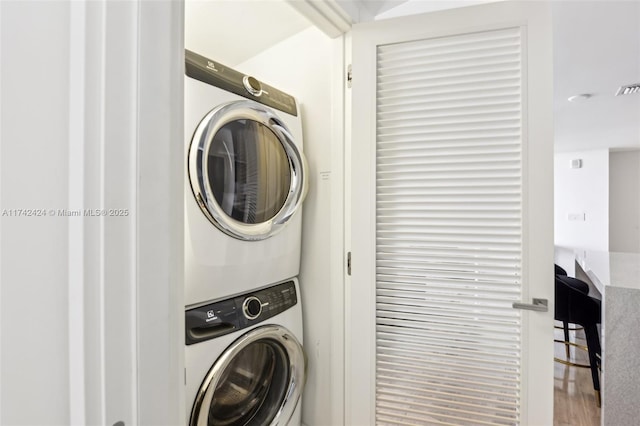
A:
188,100,308,241
189,325,306,426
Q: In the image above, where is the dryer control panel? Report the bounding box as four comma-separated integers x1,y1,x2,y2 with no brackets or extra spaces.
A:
185,49,298,117
185,280,297,345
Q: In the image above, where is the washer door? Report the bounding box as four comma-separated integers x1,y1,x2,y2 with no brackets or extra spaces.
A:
188,100,308,241
190,325,306,426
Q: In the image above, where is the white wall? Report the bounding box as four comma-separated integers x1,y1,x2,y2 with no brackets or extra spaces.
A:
184,0,309,67
554,149,609,251
237,27,344,426
609,150,640,253
1,2,72,423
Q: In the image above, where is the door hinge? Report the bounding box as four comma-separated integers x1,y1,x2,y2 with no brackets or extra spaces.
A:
347,251,352,275
347,64,352,88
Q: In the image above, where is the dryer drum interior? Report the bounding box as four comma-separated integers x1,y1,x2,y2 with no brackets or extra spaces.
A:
188,100,308,241
190,325,305,426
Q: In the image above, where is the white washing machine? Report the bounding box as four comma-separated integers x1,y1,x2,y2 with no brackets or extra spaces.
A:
185,278,305,426
185,49,308,307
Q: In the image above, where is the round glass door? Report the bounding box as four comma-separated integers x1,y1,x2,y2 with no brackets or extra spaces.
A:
190,325,306,426
188,101,308,240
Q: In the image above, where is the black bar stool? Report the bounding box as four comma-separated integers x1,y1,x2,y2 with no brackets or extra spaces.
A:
554,275,602,406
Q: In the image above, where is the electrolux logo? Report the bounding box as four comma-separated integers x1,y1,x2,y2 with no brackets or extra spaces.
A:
205,309,218,322
206,61,218,72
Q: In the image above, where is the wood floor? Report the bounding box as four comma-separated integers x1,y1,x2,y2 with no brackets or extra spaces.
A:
553,326,601,426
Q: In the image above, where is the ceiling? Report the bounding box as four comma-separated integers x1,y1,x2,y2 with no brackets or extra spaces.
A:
551,1,640,152
185,0,640,152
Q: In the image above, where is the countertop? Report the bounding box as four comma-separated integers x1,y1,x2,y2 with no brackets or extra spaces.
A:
556,246,640,293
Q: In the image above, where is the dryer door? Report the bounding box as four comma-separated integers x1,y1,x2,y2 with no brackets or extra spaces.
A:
188,100,308,241
190,325,306,426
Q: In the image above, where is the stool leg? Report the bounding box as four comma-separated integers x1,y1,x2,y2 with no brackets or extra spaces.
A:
584,324,602,407
563,321,570,359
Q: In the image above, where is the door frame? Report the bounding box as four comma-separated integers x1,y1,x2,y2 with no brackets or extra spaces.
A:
74,1,185,424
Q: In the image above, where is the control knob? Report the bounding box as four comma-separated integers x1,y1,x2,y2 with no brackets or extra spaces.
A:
242,296,263,320
243,75,263,97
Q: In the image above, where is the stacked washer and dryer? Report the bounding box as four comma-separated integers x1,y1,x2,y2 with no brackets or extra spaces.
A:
183,49,308,426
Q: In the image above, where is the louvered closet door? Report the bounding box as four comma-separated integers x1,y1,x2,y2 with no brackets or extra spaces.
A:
376,27,523,426
348,3,554,426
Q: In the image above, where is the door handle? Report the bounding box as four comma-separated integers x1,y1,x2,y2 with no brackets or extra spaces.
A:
512,298,548,312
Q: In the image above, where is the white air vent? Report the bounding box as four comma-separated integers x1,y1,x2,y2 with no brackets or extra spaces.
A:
615,84,640,96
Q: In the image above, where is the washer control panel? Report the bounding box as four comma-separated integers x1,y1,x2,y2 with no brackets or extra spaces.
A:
185,280,297,345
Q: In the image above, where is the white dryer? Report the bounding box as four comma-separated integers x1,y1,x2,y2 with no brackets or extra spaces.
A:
184,50,308,307
185,278,305,426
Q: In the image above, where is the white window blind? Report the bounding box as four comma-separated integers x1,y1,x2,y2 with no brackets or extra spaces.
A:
375,27,523,426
